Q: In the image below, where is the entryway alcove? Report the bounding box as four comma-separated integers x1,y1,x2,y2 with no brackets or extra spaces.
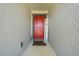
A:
31,10,48,46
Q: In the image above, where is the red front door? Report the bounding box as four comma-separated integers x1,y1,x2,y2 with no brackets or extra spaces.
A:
33,15,45,41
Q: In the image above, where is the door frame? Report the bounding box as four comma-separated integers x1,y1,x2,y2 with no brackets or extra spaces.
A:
31,10,48,44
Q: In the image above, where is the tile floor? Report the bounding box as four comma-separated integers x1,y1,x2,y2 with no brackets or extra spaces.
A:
23,42,56,56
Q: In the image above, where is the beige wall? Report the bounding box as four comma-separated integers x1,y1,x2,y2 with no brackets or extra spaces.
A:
49,4,79,55
0,4,31,56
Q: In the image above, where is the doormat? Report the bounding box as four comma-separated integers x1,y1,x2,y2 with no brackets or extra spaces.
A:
33,41,47,46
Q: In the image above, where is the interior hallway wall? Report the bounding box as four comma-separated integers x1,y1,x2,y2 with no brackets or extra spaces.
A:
49,4,79,55
0,4,31,56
